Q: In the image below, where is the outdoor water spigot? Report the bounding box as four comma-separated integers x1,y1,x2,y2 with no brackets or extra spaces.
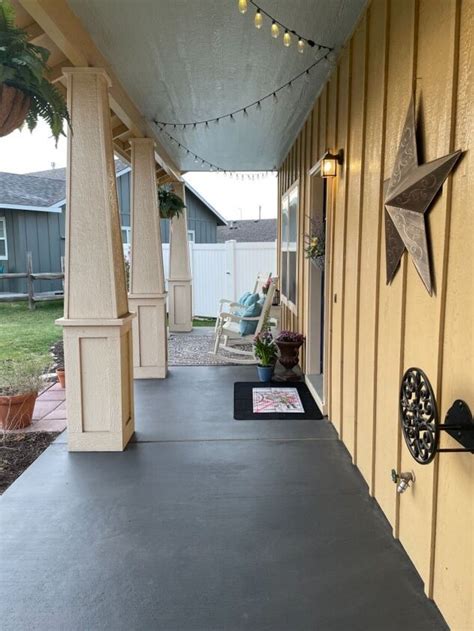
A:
391,469,415,494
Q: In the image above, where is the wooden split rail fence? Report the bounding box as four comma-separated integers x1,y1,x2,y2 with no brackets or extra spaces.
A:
0,252,64,309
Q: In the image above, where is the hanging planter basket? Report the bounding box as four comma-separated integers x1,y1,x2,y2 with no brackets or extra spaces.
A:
158,185,185,220
0,84,31,137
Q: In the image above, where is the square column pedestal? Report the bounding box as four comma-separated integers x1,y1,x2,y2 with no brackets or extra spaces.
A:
128,294,168,378
59,314,135,451
168,280,193,332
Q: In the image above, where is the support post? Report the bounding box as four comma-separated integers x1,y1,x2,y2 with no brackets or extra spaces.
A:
57,67,134,452
128,138,168,378
167,181,193,332
26,251,34,310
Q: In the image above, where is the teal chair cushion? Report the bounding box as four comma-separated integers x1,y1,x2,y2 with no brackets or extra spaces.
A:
238,291,251,305
239,301,263,336
243,292,259,307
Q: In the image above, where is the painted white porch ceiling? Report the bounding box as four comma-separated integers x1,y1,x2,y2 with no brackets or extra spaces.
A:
68,0,366,172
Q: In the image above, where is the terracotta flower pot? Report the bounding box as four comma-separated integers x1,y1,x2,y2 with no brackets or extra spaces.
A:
0,391,37,430
56,368,65,389
276,340,303,371
0,84,31,138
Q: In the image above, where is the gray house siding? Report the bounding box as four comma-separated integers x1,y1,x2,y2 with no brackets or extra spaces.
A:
0,207,65,294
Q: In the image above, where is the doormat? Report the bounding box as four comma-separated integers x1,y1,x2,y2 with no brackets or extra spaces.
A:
234,382,323,420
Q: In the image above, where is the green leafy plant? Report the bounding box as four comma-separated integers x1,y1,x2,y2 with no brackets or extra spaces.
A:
0,0,70,143
158,184,185,220
253,331,278,367
304,216,325,267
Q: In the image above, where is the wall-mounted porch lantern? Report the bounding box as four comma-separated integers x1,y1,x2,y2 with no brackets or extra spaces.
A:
321,150,344,177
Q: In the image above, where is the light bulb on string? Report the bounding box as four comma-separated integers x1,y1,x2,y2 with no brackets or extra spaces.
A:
271,21,280,38
256,101,262,112
272,92,278,103
230,114,236,123
254,9,263,29
283,30,291,47
298,38,305,54
304,70,310,84
238,0,248,14
243,108,249,118
287,81,293,91
215,118,219,125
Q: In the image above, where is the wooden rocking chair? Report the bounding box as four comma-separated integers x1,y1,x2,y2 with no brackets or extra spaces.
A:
214,272,271,332
212,278,277,364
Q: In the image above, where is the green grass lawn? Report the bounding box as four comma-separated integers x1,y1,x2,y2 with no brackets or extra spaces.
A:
0,300,64,367
0,301,216,369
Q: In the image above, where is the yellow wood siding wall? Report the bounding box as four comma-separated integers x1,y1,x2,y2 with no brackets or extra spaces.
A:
277,1,473,628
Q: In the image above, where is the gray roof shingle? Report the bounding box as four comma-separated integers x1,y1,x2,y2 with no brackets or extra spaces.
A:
0,172,65,207
217,219,276,243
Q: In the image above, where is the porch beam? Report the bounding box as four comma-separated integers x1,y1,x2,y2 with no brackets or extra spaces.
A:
129,138,168,379
167,181,193,332
18,0,181,181
57,67,135,452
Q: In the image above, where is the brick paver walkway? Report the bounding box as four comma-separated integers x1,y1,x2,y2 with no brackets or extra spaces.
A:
8,382,67,433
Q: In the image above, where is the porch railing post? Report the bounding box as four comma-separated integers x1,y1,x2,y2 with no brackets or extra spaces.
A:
167,181,193,332
57,67,135,452
128,138,168,378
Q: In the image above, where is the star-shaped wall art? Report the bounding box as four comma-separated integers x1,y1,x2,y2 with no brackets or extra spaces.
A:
384,96,462,295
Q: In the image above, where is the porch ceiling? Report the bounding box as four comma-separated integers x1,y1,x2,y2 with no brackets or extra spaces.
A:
66,0,366,172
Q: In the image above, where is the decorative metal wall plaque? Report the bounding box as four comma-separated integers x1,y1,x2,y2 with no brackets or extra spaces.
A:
384,96,462,295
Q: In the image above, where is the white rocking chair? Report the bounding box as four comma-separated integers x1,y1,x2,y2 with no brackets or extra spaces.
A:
212,278,277,364
215,272,271,332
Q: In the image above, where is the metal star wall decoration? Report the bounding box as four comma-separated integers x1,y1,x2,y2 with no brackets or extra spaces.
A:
384,96,462,295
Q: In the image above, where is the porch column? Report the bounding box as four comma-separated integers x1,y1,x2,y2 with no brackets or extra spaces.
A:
59,68,134,452
167,181,193,332
128,138,167,378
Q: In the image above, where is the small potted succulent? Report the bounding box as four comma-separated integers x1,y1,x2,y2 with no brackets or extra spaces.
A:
275,331,305,379
158,184,186,220
0,0,70,143
0,359,44,430
253,331,278,382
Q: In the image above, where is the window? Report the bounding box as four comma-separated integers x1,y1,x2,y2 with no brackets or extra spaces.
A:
0,217,7,260
187,230,195,243
280,185,298,309
121,226,131,245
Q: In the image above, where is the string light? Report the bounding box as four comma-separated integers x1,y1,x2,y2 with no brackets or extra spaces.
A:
254,9,263,29
237,0,333,54
238,0,248,15
155,124,227,172
154,51,328,128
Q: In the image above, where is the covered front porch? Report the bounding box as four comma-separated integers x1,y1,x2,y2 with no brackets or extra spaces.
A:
1,366,445,630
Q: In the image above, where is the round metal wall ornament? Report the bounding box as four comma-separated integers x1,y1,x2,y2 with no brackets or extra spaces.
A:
399,368,439,464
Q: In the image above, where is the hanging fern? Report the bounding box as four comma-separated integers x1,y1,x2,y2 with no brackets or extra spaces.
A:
158,184,185,220
0,0,70,143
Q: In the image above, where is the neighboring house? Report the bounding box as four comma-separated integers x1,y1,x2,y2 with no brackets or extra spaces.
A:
0,160,225,294
217,218,277,243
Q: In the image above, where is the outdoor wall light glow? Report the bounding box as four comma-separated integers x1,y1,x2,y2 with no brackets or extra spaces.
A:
238,0,248,14
321,150,344,177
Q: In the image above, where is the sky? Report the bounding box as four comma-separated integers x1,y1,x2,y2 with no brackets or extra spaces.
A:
0,121,277,220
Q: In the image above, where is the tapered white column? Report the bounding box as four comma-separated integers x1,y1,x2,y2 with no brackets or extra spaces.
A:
168,181,193,332
129,138,167,378
58,68,134,452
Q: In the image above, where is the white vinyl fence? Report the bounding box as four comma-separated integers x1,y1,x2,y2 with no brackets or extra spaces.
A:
162,240,277,317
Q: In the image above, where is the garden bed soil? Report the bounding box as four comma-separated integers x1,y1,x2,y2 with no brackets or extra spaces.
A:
0,432,59,494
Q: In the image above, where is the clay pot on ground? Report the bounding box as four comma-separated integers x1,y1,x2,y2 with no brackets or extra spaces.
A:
276,340,303,371
56,368,65,389
0,85,31,138
0,391,37,430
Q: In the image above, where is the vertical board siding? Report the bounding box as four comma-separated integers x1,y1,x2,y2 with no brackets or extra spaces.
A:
433,1,473,624
341,17,367,460
355,0,389,489
276,0,472,626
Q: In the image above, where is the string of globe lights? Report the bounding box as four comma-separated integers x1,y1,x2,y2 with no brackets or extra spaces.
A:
237,0,333,55
154,49,330,130
154,123,275,179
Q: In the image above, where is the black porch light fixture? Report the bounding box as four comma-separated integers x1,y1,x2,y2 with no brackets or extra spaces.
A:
321,150,344,177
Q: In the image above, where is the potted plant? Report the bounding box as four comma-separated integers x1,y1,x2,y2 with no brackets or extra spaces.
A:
253,331,278,382
56,365,65,389
275,331,305,380
158,184,185,220
0,0,70,143
0,360,44,430
304,216,325,268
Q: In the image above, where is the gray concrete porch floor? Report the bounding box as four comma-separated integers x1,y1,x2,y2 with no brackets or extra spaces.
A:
0,367,446,630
